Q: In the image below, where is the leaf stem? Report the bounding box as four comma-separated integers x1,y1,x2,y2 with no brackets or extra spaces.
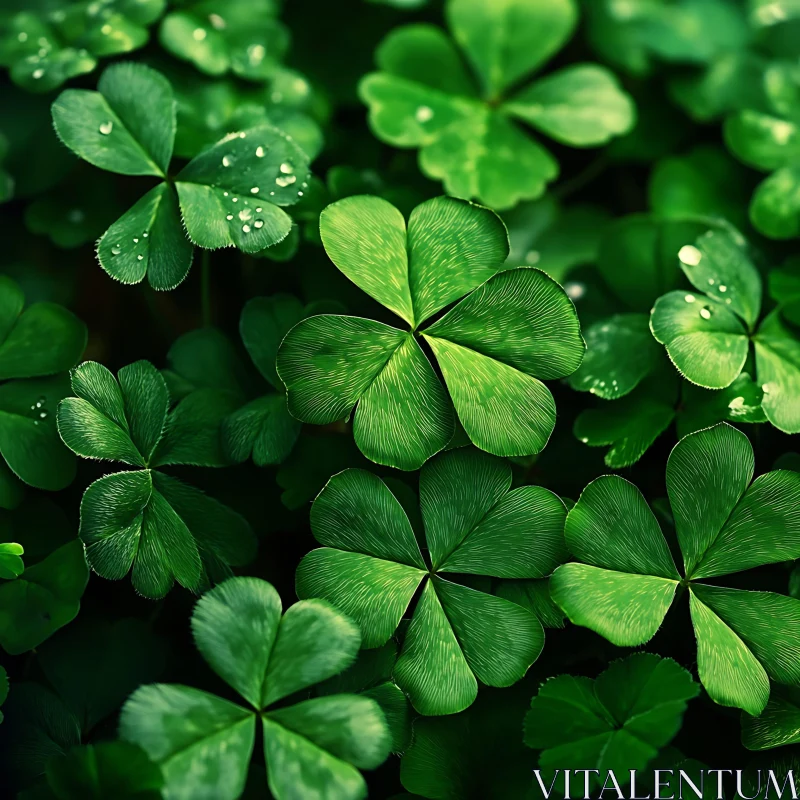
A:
201,249,211,326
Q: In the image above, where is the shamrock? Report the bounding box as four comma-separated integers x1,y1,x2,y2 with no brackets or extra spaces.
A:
359,0,635,210
36,741,163,800
277,195,585,471
0,497,89,655
0,275,86,502
296,447,568,715
0,1,165,92
650,226,800,433
525,653,699,774
57,360,256,599
121,576,392,800
725,60,800,238
159,0,288,82
51,61,310,291
551,422,800,715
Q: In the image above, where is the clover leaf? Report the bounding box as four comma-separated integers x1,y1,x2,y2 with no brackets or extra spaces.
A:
159,0,288,82
40,741,163,800
277,195,585,470
358,0,635,209
0,497,88,655
741,685,800,751
296,447,567,715
121,576,392,800
57,360,256,599
0,275,86,495
51,61,310,290
0,1,165,92
0,541,23,579
525,653,699,775
725,60,800,238
651,226,800,433
551,422,800,715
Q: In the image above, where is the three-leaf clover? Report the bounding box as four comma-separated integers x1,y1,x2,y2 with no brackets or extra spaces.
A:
57,360,256,599
121,576,392,800
277,195,585,471
650,226,800,433
159,0,288,82
359,0,635,209
725,60,800,238
551,422,800,716
0,1,165,92
0,497,89,655
525,653,699,775
296,447,568,715
51,61,310,290
0,275,86,501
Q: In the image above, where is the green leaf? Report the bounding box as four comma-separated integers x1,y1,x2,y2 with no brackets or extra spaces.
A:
754,309,800,433
122,576,391,800
298,448,560,714
0,498,88,654
574,369,679,468
222,395,301,467
677,372,767,436
650,290,749,389
45,741,163,800
52,62,175,177
96,183,194,291
568,313,662,399
175,126,309,253
0,276,86,380
525,654,699,774
504,64,635,147
0,541,23,579
741,685,800,750
446,0,578,98
58,361,168,467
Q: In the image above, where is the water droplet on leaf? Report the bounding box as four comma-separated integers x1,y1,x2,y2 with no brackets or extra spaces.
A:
679,245,702,266
99,121,113,135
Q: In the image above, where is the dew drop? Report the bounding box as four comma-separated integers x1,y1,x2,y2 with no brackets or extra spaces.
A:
32,68,45,80
565,282,585,300
242,224,251,233
298,191,304,197
280,162,294,174
239,132,246,139
255,207,262,213
679,245,702,266
99,120,113,135
684,294,696,303
111,244,122,256
250,187,259,194
133,237,139,243
719,285,727,293
708,278,715,285
226,214,233,221
222,154,234,167
223,191,229,197
762,383,772,394
254,219,264,229
276,175,296,187
700,306,712,320
415,105,434,123
137,254,144,261
232,197,238,202
39,411,47,419
238,208,252,222
255,146,265,157
142,232,148,238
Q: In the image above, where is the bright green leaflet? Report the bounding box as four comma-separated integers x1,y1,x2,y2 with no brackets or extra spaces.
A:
51,61,310,290
650,226,800,432
525,653,699,776
296,447,568,715
574,369,767,469
0,498,89,655
358,0,635,209
551,422,800,715
121,577,392,800
57,360,256,599
0,275,86,496
0,542,23,579
0,2,166,93
741,685,800,751
159,0,288,82
725,61,800,238
277,195,585,470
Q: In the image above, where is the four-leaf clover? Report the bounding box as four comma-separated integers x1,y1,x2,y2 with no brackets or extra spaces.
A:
57,360,256,598
551,422,800,716
121,576,392,800
359,0,635,209
277,195,585,471
650,226,800,433
51,61,310,290
296,447,568,715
